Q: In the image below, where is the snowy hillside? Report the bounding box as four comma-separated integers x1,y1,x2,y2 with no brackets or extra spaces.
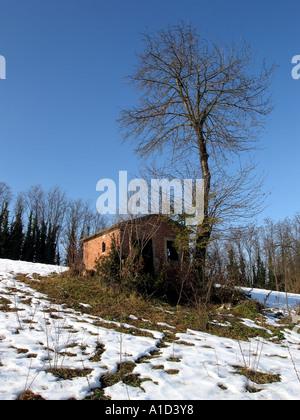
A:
0,259,299,400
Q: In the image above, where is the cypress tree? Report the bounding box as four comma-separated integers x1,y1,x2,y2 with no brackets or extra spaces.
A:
10,204,24,260
253,249,267,288
0,203,11,258
267,251,277,290
239,252,247,286
31,213,40,263
36,219,47,263
45,223,59,265
22,212,35,262
227,248,241,285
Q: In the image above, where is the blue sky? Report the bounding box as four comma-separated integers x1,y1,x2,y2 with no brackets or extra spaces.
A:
0,0,299,223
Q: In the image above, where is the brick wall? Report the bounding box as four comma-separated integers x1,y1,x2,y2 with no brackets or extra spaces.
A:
82,216,178,271
83,229,121,270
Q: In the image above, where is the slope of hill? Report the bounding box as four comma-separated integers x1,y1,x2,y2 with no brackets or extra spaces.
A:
0,259,299,400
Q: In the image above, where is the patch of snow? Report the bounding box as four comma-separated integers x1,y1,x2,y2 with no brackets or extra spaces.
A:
240,286,300,312
0,259,300,400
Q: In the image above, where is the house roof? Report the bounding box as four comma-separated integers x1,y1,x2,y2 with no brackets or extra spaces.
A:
80,214,171,243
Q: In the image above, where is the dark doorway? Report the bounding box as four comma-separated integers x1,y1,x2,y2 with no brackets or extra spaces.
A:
166,240,179,262
142,239,154,274
132,239,154,275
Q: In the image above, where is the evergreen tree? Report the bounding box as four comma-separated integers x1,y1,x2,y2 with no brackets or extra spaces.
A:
36,219,46,263
227,248,241,285
45,223,59,265
31,213,40,263
22,212,35,262
267,251,277,290
0,203,11,258
9,204,24,260
239,252,247,286
253,249,267,288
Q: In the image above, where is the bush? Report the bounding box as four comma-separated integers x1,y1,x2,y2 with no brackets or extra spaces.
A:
210,285,250,306
95,237,122,285
158,262,201,305
94,237,162,297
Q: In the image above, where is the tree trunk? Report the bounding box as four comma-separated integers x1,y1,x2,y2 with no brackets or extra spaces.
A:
194,128,212,283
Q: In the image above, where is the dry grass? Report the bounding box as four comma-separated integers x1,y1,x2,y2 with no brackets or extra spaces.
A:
46,368,93,380
20,272,209,334
17,390,45,400
17,271,291,344
100,362,136,388
237,367,281,385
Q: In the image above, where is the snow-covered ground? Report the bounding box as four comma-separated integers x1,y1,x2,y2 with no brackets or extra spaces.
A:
0,259,299,400
241,286,300,312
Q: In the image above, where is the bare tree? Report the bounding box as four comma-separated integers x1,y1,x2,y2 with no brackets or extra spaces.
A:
0,182,12,209
22,185,68,263
64,198,106,271
118,22,275,282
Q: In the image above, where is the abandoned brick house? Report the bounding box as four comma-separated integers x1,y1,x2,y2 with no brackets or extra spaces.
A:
81,215,180,273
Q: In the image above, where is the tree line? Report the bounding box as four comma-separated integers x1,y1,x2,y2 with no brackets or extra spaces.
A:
0,182,106,267
208,215,300,294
